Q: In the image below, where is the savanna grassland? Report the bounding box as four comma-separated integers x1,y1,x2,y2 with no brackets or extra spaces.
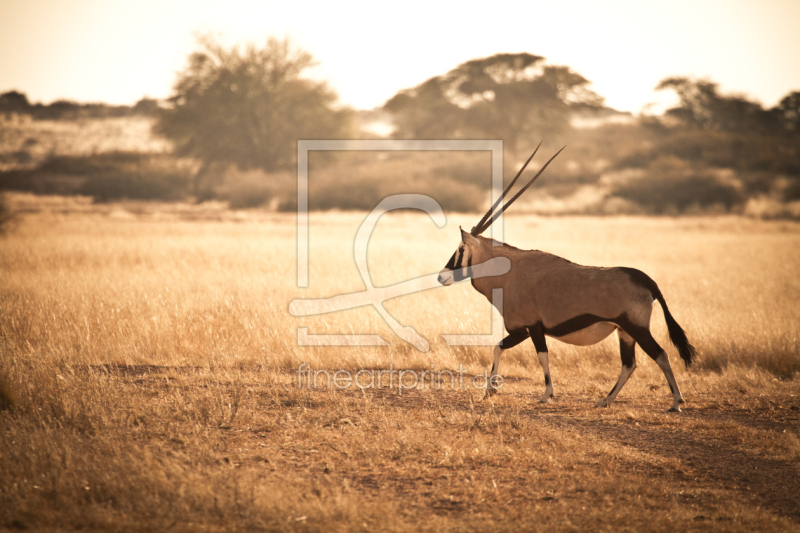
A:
1,197,800,532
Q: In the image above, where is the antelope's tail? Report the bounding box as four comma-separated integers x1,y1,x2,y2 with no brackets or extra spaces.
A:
652,287,695,368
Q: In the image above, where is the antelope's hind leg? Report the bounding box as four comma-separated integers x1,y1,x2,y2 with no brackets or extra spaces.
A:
596,329,637,408
485,329,528,399
527,323,553,403
628,327,685,412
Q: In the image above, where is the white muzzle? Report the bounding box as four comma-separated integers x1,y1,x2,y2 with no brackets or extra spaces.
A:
438,269,455,286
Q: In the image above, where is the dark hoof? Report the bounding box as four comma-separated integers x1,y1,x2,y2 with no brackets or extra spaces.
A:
667,407,682,413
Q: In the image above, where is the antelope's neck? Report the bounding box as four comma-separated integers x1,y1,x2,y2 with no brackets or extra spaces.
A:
470,244,507,302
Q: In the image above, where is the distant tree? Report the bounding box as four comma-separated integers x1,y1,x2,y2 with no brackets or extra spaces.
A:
132,97,160,116
43,100,82,120
0,91,31,117
383,53,602,163
656,77,781,134
774,91,800,134
156,35,352,199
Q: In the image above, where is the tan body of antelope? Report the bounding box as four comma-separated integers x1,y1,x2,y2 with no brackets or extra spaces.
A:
437,145,695,412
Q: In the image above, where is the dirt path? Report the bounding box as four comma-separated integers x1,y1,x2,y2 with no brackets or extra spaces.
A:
322,381,800,524
545,406,800,522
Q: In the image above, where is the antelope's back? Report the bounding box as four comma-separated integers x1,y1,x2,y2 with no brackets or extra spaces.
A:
502,251,654,330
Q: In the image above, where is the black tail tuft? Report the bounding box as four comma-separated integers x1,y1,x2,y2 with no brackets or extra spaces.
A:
654,290,695,368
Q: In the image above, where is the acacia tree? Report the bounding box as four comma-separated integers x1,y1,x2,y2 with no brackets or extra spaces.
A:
776,91,800,134
383,53,602,163
655,77,782,134
156,36,352,198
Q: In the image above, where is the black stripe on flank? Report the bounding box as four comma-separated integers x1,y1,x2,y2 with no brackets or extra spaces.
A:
544,313,665,361
543,314,613,337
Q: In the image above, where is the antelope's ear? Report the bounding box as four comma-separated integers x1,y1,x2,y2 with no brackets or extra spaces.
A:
460,226,480,247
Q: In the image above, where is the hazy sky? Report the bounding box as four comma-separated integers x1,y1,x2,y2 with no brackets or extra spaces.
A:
1,0,799,113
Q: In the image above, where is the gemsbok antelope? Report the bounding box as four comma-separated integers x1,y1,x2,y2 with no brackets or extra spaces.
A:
437,144,696,412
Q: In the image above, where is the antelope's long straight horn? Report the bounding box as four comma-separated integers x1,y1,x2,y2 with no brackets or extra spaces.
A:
470,141,541,236
474,146,566,235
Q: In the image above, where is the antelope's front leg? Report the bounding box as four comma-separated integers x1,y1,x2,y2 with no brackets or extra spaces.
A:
537,352,554,403
527,324,552,403
484,343,504,399
483,330,528,400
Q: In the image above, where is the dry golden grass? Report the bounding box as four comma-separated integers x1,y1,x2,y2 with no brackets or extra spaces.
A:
1,201,799,531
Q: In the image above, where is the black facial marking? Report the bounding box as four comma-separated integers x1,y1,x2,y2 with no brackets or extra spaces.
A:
444,250,458,270
444,246,473,282
453,255,472,282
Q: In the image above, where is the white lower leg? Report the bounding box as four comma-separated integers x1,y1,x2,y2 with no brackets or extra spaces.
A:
655,352,684,411
537,351,553,403
596,361,636,407
485,344,504,398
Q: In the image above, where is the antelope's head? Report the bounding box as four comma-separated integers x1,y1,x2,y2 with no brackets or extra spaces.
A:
437,142,564,287
438,228,482,286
